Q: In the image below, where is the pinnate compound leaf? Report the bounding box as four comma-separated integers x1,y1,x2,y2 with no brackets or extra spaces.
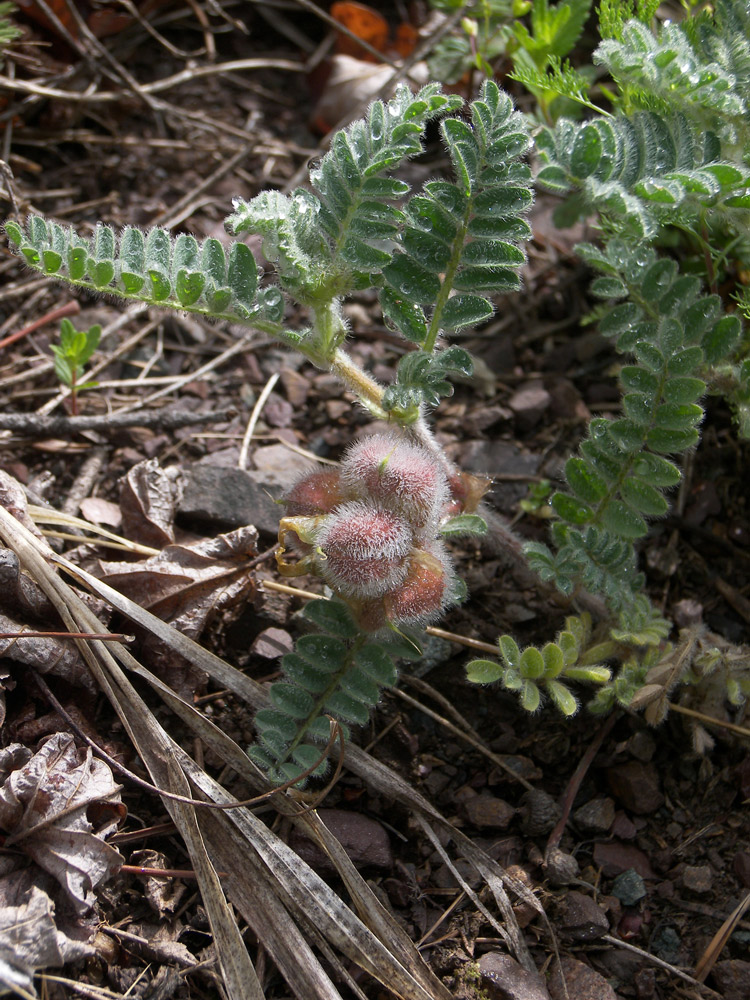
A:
380,287,428,343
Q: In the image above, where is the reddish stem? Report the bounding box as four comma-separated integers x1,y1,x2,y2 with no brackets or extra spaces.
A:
546,711,619,854
119,864,228,880
0,300,80,351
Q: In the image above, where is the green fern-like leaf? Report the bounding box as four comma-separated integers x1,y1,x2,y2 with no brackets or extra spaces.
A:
228,83,462,302
380,79,533,411
595,16,750,145
535,110,750,237
526,238,742,617
3,218,278,327
250,599,415,785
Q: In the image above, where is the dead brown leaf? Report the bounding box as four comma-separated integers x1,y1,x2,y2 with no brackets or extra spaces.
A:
119,458,178,548
96,526,258,696
0,867,94,998
0,472,45,542
130,849,188,917
0,734,125,913
0,612,96,693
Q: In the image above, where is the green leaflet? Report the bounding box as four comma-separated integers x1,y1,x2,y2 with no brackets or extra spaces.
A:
6,218,262,324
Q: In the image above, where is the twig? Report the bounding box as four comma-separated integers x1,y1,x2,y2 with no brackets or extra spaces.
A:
390,686,535,790
0,631,133,641
0,300,80,351
667,700,750,739
0,407,237,434
0,59,306,102
238,371,280,470
545,711,619,854
600,934,722,995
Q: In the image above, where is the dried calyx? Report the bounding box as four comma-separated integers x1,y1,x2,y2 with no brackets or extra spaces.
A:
277,434,476,630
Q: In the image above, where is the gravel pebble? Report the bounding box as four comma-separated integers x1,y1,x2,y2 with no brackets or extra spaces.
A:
478,953,550,1000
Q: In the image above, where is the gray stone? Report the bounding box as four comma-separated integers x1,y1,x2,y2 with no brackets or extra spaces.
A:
548,957,621,1000
288,809,392,874
681,864,713,894
607,761,664,814
712,960,750,1000
462,794,515,830
559,890,610,941
574,797,616,834
177,465,283,535
611,868,647,906
478,953,550,1000
508,381,552,431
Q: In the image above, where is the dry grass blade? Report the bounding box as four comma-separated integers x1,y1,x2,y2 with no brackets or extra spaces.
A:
55,556,536,974
694,889,750,982
28,505,160,556
0,505,263,1000
21,534,455,995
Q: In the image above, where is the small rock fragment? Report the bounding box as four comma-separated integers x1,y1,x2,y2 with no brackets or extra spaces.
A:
478,953,550,1000
627,731,656,764
712,960,750,1000
607,761,664,814
611,811,637,839
593,842,656,879
251,628,294,659
544,847,580,885
288,809,392,874
279,368,310,408
681,864,713,894
651,926,680,961
574,797,616,834
559,890,610,941
520,789,561,836
611,868,647,906
549,956,620,1000
508,381,552,431
463,794,515,830
178,465,282,534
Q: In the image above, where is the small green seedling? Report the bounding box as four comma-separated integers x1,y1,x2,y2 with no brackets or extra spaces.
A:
51,317,101,415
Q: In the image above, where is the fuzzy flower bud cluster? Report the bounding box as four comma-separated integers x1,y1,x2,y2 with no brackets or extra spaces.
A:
277,435,476,631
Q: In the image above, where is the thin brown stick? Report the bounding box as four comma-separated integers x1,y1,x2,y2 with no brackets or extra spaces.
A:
119,864,228,880
0,631,133,641
545,711,619,854
390,686,535,791
0,407,237,434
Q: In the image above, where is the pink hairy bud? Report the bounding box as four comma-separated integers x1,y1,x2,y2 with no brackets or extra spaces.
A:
340,434,448,528
316,501,412,598
384,544,453,626
283,468,343,517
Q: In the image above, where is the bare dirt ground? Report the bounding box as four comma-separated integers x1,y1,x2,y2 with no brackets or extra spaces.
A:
0,4,749,999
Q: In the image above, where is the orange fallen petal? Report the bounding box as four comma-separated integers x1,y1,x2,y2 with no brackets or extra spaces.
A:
331,1,389,59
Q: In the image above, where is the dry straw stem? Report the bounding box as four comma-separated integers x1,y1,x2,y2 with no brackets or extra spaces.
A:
59,554,537,976
694,889,750,982
0,505,502,997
